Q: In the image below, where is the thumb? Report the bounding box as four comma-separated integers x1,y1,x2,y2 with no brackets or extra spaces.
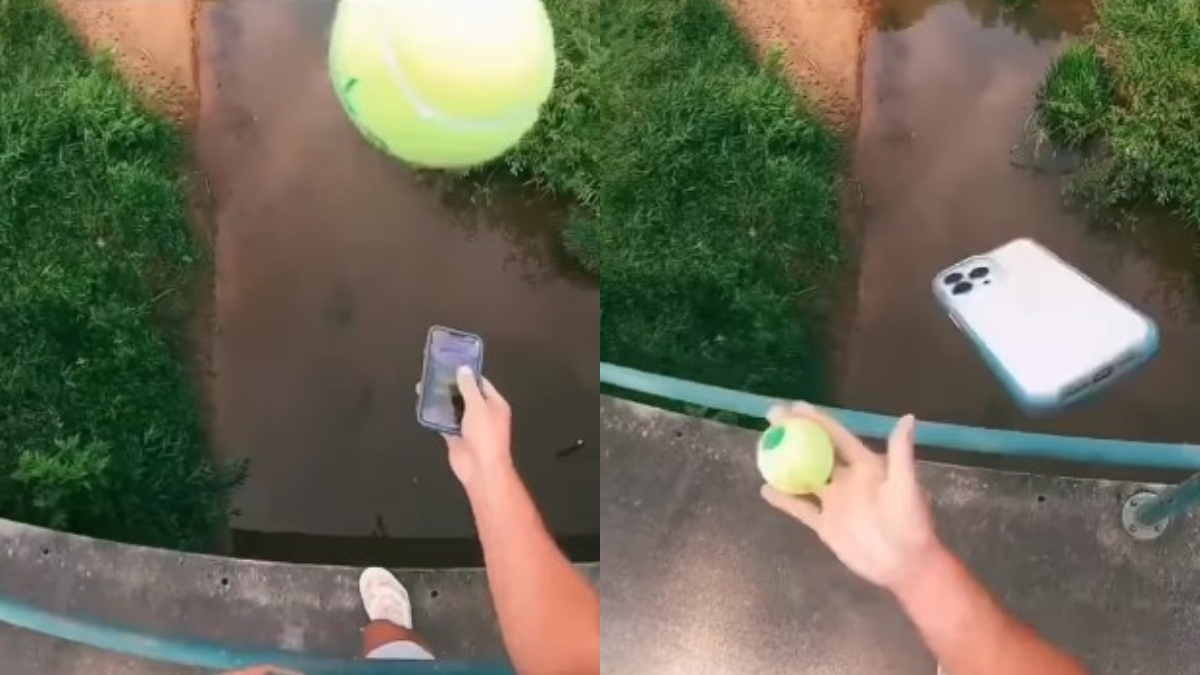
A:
455,366,484,409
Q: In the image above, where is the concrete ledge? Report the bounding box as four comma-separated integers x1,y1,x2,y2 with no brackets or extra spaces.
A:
0,519,598,673
600,396,1200,674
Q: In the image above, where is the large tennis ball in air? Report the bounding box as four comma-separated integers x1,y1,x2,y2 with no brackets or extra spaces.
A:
328,0,556,169
757,419,835,495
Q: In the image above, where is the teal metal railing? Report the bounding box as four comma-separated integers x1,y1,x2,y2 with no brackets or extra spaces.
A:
600,363,1200,470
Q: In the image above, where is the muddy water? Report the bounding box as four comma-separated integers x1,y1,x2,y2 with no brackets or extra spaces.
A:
196,0,598,564
839,0,1200,447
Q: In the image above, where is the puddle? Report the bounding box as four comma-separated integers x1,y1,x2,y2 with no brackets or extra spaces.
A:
196,0,598,564
837,0,1200,446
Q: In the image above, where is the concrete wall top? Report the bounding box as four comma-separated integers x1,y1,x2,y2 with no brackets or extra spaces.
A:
0,518,598,673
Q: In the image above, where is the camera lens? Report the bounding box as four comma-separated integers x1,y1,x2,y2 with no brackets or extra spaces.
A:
969,266,989,279
951,281,973,295
944,272,964,285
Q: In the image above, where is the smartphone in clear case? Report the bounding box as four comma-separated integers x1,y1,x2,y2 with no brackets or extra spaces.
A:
416,326,484,435
933,238,1158,413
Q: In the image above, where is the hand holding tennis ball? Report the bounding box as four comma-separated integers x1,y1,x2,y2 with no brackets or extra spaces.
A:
760,404,941,592
329,0,556,168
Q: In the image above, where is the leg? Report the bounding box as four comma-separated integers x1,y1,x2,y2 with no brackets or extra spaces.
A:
362,619,432,656
358,567,436,660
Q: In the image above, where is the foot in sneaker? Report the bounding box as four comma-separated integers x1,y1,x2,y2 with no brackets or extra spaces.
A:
359,567,414,629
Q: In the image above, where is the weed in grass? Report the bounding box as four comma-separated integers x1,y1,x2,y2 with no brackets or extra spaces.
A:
473,0,844,398
0,0,241,550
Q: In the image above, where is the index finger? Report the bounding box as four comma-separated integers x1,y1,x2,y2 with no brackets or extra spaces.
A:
792,403,875,466
766,401,801,426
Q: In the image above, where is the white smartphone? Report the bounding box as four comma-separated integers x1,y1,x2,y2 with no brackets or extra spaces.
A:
932,238,1158,413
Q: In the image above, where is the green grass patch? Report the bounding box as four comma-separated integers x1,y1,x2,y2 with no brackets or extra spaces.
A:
1036,43,1114,148
1036,0,1200,226
0,0,241,550
482,0,844,397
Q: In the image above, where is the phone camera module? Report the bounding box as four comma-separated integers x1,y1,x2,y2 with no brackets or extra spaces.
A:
944,272,964,285
951,281,973,296
969,266,990,280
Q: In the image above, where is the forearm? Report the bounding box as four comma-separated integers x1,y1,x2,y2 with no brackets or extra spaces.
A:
466,464,600,675
894,544,1089,675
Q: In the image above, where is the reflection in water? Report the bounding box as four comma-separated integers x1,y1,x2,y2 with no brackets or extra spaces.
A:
198,0,598,565
839,0,1200,447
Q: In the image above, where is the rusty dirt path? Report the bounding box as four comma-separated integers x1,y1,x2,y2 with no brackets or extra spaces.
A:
722,0,870,134
56,0,198,125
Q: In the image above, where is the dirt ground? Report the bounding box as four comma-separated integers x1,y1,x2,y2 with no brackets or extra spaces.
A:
55,0,198,125
722,0,870,134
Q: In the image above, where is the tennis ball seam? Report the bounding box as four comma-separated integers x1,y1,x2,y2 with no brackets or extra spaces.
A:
372,9,543,132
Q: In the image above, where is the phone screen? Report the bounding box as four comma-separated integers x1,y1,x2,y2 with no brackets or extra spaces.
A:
418,327,484,434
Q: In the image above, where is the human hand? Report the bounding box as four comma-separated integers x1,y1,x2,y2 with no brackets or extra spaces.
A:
760,403,942,593
442,366,513,488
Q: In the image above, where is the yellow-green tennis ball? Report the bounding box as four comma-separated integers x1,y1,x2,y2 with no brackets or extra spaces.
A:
328,0,556,169
757,420,835,495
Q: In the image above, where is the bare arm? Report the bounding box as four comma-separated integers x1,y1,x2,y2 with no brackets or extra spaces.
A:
446,368,600,675
466,462,600,675
893,543,1087,675
761,404,1088,675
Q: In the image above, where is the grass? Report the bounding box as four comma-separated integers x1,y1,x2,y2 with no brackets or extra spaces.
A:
1036,0,1200,226
481,0,844,397
1036,44,1115,149
0,0,241,550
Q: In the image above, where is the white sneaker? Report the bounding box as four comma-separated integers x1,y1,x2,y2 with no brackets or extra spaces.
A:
359,567,414,629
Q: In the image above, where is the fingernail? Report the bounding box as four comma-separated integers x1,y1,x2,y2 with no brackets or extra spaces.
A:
457,365,473,377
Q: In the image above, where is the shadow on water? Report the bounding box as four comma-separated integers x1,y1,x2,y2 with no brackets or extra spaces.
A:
197,0,598,565
837,0,1200,450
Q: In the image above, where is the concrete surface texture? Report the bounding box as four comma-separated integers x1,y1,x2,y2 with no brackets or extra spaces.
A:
600,397,1200,675
0,517,600,674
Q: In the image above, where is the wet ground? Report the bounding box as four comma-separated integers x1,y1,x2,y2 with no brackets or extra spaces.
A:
839,0,1200,445
196,0,598,565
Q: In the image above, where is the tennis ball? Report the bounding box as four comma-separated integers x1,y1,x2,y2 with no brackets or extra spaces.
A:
757,419,835,495
328,0,556,169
